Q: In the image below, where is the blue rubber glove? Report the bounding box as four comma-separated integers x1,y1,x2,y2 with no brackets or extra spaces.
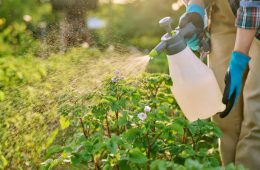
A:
179,4,205,51
219,51,251,118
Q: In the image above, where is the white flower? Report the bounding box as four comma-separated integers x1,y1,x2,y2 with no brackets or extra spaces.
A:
144,106,151,112
111,77,118,83
138,112,147,121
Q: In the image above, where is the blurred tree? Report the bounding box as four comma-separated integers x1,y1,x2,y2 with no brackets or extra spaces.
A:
0,0,37,27
0,0,52,29
50,0,98,50
0,0,52,57
91,0,184,50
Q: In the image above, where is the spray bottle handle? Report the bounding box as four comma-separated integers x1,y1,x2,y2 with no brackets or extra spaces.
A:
149,17,198,59
178,22,197,39
149,17,173,58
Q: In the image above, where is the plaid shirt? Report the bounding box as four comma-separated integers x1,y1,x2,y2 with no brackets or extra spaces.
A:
231,0,260,40
203,0,260,40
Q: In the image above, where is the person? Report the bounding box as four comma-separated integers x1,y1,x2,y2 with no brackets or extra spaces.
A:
179,0,260,169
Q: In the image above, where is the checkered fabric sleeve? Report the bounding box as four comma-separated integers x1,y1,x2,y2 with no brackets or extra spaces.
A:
236,0,260,40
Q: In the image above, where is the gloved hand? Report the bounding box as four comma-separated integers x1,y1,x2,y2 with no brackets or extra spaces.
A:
179,4,205,51
219,51,251,118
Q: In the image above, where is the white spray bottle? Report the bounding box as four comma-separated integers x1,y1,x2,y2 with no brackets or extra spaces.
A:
149,17,225,122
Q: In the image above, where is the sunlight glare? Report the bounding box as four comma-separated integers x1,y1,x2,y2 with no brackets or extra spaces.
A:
172,1,183,11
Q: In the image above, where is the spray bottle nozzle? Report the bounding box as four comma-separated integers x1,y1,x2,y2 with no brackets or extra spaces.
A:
149,49,158,59
149,17,174,59
149,17,198,59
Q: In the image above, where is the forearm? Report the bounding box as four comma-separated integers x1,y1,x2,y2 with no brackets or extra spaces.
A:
234,28,256,57
234,0,260,54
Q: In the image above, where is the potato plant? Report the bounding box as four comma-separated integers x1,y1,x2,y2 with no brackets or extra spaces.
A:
41,73,243,170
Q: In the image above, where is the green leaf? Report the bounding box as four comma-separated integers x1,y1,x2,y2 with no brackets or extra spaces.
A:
187,124,197,136
128,148,148,164
111,102,118,111
184,159,203,170
71,154,81,165
212,126,223,138
46,145,63,158
46,129,59,148
63,146,73,153
207,156,220,167
80,150,92,162
59,116,70,130
118,160,131,170
118,115,127,126
225,163,245,170
123,129,142,142
150,160,167,170
180,147,195,158
106,139,118,154
171,123,184,136
196,148,207,157
49,159,60,169
103,164,110,170
0,155,8,169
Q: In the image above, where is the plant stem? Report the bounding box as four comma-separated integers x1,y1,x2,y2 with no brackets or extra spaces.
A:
147,162,150,170
146,132,151,158
115,110,120,135
105,112,111,138
114,92,125,136
95,150,105,170
182,127,187,144
150,131,164,147
152,121,156,137
92,155,101,170
150,83,163,136
187,128,196,150
152,82,163,97
146,131,151,170
80,117,88,139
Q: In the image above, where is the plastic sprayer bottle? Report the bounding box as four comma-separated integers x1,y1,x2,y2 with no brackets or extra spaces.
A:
150,17,225,122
